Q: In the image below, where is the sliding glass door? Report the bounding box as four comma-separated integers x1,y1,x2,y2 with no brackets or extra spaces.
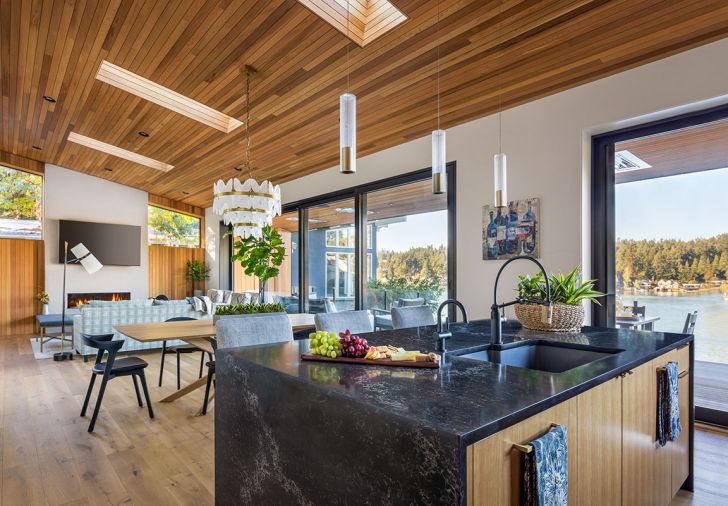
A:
305,199,356,313
282,165,456,319
362,179,449,322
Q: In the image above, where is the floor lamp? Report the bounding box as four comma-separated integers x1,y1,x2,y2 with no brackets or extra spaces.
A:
56,241,103,362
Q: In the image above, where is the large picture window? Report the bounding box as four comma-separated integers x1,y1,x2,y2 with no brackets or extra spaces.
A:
148,205,200,247
0,165,43,240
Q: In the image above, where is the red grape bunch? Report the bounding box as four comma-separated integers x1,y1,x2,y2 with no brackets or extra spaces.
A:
338,329,370,358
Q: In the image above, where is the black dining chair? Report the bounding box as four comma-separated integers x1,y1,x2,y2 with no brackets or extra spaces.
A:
158,317,211,389
80,333,153,432
632,301,646,317
682,311,698,334
154,294,169,301
201,338,218,416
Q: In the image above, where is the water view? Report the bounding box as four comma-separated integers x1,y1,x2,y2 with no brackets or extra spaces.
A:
621,290,728,364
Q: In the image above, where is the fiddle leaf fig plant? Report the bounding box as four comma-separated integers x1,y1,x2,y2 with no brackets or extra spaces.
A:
186,259,210,294
517,267,605,306
229,225,286,301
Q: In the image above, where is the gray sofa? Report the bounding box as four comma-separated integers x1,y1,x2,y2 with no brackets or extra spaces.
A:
72,299,208,357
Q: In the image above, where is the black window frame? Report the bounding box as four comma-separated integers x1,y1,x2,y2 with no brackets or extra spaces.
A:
279,162,457,317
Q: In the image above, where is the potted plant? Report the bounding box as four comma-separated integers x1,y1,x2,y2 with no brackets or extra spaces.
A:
37,291,50,315
213,302,286,323
186,259,210,297
515,267,605,331
230,225,286,303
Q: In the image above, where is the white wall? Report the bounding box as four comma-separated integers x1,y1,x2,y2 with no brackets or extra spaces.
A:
204,207,220,290
279,38,728,320
44,164,149,312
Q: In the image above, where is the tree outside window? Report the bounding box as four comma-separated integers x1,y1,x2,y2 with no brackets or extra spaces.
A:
0,165,43,240
148,206,200,247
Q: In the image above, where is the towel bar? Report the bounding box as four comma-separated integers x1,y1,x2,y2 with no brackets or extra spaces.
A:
657,361,677,372
513,424,560,454
678,370,688,378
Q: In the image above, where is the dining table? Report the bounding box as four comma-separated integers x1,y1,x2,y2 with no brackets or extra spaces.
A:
615,315,660,331
114,313,316,410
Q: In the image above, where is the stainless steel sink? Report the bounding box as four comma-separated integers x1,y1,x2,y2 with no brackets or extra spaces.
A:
457,342,622,373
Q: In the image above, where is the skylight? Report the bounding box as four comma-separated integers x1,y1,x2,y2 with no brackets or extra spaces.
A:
615,150,652,173
95,60,243,133
67,132,174,172
298,0,407,46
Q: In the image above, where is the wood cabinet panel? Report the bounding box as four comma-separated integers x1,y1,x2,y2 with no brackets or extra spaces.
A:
672,346,690,496
576,376,622,506
622,359,660,506
467,399,577,506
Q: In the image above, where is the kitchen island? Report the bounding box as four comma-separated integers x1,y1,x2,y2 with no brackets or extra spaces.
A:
215,320,693,505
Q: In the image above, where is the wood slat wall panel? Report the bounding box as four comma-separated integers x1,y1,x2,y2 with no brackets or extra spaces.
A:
0,239,45,337
148,245,206,300
2,0,728,208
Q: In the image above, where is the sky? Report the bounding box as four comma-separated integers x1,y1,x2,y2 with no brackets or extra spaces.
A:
616,167,728,241
375,210,448,252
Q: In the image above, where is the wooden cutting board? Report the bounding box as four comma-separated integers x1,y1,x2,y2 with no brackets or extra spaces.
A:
301,354,440,369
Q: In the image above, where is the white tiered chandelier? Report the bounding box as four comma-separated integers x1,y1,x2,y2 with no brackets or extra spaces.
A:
213,66,281,239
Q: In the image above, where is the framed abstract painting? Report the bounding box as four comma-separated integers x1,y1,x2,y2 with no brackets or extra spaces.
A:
482,197,540,260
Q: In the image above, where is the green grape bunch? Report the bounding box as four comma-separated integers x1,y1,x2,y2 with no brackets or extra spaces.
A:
309,330,343,358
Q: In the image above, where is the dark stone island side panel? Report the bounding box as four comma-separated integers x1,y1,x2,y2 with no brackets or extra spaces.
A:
215,351,463,506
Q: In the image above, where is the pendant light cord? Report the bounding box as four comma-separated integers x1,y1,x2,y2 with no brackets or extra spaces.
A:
436,0,441,131
497,0,503,153
346,0,350,93
245,72,253,179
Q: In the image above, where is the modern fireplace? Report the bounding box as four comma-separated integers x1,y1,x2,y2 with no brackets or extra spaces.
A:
67,292,131,308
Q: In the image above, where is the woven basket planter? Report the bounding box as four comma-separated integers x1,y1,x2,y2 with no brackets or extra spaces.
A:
515,302,584,332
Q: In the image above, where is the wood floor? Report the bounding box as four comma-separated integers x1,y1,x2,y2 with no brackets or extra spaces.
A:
0,334,726,505
0,335,213,505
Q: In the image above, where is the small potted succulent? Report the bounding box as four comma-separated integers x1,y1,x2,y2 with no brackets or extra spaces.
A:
515,267,605,332
213,302,286,324
37,291,50,315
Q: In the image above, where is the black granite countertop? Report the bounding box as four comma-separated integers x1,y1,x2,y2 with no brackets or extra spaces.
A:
218,320,692,446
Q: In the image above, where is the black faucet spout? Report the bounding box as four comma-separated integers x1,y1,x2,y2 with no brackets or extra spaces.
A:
436,299,469,352
491,256,551,346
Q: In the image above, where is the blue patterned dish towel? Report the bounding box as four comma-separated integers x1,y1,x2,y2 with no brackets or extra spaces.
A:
657,361,681,447
522,424,568,506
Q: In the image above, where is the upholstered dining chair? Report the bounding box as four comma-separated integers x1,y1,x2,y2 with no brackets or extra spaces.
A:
314,310,373,335
80,333,153,432
391,305,436,329
158,316,212,390
202,314,294,416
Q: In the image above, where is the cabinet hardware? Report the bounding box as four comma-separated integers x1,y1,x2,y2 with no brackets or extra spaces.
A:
512,424,560,454
678,370,688,379
619,370,634,378
657,361,676,372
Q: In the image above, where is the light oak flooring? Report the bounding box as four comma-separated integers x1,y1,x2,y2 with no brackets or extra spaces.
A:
0,335,213,505
1,334,727,505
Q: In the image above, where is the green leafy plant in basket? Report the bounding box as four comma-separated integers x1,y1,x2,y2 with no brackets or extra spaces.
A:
515,267,605,331
186,259,210,294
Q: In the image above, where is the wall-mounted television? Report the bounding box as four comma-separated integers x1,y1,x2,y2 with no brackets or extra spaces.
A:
58,220,141,266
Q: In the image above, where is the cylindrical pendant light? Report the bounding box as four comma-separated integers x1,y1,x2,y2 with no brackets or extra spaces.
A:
431,0,446,194
432,130,446,193
340,92,356,174
494,153,507,207
493,2,508,208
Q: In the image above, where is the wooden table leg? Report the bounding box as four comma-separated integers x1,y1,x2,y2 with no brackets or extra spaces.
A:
159,376,208,402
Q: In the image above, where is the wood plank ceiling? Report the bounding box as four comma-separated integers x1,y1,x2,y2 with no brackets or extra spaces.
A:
3,0,728,208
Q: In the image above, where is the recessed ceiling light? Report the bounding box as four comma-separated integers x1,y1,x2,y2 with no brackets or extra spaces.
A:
32,145,42,150
138,131,150,138
234,166,243,172
105,167,113,172
42,95,56,103
67,132,174,172
96,60,243,133
182,191,190,195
